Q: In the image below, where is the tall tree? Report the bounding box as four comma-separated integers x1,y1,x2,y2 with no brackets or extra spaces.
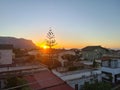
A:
93,59,97,68
46,28,57,49
45,28,57,68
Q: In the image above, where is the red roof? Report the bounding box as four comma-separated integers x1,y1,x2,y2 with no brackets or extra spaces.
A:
24,70,73,90
24,75,40,90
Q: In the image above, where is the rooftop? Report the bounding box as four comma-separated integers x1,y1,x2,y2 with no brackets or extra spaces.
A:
52,69,101,81
24,70,73,90
82,46,108,51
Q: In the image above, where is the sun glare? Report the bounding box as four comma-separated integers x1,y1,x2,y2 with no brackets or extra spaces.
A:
43,45,48,49
35,42,49,49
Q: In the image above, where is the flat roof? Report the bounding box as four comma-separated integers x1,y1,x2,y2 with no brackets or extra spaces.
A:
52,69,101,81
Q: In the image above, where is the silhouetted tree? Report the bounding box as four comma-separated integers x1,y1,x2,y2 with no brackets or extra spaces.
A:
93,59,97,68
45,28,57,68
5,76,31,90
74,49,81,61
46,28,57,49
62,54,76,66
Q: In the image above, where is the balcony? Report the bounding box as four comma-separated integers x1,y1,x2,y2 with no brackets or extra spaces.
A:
102,60,120,68
101,67,120,75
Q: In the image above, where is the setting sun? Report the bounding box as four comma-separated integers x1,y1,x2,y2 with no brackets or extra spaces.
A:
35,42,49,49
43,45,49,49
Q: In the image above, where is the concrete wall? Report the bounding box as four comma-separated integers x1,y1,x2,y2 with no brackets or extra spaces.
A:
101,67,120,75
67,75,101,90
0,50,12,64
52,69,102,90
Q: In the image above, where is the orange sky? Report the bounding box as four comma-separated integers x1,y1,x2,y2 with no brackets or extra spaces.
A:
34,39,120,49
1,1,120,49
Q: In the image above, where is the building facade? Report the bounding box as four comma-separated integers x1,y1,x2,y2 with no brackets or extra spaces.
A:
101,56,120,84
52,69,101,90
0,44,13,65
81,46,109,61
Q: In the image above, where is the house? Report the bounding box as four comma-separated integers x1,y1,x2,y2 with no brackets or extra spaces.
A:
101,56,120,84
0,44,13,65
52,69,101,90
81,46,109,61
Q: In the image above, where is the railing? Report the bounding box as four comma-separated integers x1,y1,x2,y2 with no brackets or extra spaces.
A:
0,66,48,79
102,62,120,68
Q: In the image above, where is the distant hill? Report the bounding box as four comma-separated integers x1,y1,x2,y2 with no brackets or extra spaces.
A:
0,37,37,49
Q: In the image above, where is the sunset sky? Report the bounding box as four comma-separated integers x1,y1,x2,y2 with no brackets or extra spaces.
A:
0,0,120,49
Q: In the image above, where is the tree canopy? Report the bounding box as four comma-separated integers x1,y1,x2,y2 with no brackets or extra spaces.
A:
5,76,31,90
81,82,112,90
46,29,57,49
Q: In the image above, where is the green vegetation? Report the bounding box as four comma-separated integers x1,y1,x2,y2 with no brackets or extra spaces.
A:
115,87,120,90
62,54,84,71
68,66,78,71
5,76,31,90
62,54,76,62
92,59,98,68
81,82,112,90
74,49,81,61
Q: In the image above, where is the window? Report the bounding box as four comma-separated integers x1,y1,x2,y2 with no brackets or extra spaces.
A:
111,60,118,68
102,61,109,67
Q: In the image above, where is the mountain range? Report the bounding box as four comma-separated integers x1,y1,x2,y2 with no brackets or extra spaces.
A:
0,36,37,49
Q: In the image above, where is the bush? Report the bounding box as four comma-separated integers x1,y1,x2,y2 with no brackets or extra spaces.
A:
68,66,78,71
81,82,112,90
5,76,31,90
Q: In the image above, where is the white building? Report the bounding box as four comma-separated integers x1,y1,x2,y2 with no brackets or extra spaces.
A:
101,56,120,84
0,44,13,65
52,69,101,90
